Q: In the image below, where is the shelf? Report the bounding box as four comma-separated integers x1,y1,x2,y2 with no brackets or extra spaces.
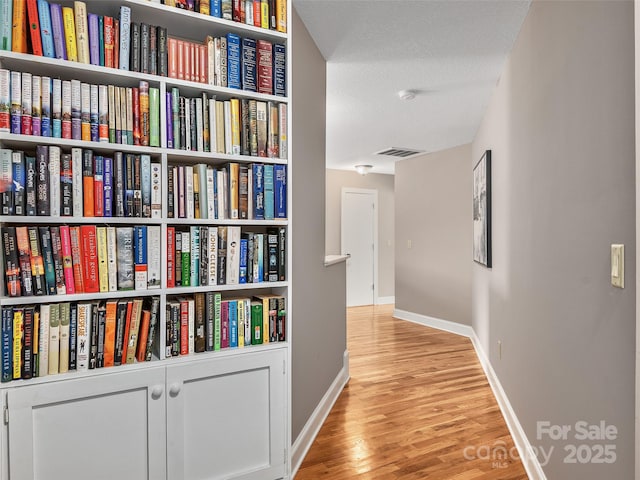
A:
0,216,163,225
0,342,286,389
166,218,287,226
122,0,288,44
0,132,165,156
0,51,160,89
165,281,288,296
0,289,161,307
165,148,288,164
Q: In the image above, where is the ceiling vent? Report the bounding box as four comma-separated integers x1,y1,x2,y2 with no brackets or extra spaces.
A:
375,147,425,159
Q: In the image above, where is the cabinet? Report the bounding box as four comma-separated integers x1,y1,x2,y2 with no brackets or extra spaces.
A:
3,348,285,480
0,0,291,478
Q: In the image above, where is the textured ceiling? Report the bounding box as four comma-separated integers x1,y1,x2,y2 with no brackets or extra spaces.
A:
293,0,531,174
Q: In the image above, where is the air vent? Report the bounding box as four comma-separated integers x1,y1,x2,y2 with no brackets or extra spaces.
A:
375,147,425,159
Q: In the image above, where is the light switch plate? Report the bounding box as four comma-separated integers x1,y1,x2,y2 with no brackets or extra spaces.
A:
611,244,624,288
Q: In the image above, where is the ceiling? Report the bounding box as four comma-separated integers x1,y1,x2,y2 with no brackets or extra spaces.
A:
293,0,531,174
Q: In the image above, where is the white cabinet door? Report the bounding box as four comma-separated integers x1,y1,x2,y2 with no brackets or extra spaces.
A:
166,348,287,480
6,367,167,480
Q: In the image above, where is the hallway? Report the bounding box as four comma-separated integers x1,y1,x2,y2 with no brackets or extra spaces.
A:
295,305,527,479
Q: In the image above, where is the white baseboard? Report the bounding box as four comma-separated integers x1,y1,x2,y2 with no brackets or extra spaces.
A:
291,350,350,478
376,296,395,305
469,332,547,480
393,308,474,338
393,309,546,479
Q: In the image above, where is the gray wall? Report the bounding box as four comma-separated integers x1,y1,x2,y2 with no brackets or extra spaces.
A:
325,169,395,300
473,1,635,478
291,9,347,443
395,144,473,325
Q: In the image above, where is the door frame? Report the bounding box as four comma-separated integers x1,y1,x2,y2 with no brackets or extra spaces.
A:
341,187,379,306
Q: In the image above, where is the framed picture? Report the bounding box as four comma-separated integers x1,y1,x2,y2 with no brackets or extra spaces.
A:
473,150,492,267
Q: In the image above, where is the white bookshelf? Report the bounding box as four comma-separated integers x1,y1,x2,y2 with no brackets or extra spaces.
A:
0,1,291,478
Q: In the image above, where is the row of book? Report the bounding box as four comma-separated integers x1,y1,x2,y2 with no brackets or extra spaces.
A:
168,162,286,220
0,70,161,147
2,225,161,298
161,0,287,33
165,292,286,358
1,297,159,382
167,89,287,158
3,1,286,96
0,147,161,218
166,225,286,287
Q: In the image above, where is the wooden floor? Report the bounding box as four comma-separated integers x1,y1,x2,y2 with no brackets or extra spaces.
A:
295,305,528,479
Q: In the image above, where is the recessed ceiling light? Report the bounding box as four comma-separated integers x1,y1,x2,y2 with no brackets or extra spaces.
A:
398,89,416,101
355,164,373,175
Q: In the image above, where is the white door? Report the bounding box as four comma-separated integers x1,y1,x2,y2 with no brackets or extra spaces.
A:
342,189,377,307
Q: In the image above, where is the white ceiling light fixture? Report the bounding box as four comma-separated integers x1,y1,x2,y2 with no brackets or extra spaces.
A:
355,164,373,175
397,89,416,101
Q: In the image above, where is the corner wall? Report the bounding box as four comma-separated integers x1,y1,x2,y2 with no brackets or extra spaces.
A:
325,169,395,301
473,1,635,477
290,8,347,446
394,144,473,325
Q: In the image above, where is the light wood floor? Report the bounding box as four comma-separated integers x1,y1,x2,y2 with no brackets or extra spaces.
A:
295,305,528,479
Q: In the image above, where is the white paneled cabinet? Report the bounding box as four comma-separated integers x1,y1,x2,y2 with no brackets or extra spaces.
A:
2,347,285,480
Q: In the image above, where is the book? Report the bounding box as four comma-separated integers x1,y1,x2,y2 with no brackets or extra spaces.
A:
250,300,262,344
75,302,90,371
59,225,75,294
1,308,12,382
49,226,66,294
15,226,32,296
80,224,99,293
87,12,99,64
273,44,285,96
274,164,286,218
12,0,27,54
96,226,108,292
104,299,117,367
125,298,143,364
256,40,272,95
0,1,12,52
116,227,134,290
74,1,89,63
41,75,51,136
118,6,131,70
47,303,59,374
26,0,43,56
58,302,70,373
49,2,66,59
134,225,147,290
61,6,77,61
144,297,159,361
264,164,274,219
227,33,241,89
27,226,45,295
0,70,9,132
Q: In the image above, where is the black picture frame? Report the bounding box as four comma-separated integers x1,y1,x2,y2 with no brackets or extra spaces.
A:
473,150,491,267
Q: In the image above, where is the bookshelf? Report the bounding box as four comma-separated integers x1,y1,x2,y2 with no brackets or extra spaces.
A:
0,0,291,479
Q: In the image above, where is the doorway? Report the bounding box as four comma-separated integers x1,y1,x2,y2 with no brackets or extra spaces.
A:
341,188,378,307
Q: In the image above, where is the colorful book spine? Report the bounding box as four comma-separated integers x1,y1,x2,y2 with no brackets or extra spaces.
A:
87,12,99,65
0,69,9,132
59,225,75,294
273,43,286,96
49,2,66,59
73,0,89,63
62,6,77,61
38,0,55,57
41,75,51,136
31,75,41,136
226,33,241,89
242,38,257,92
149,86,159,147
0,0,12,51
10,70,20,134
118,5,131,70
12,0,27,54
20,72,32,135
26,0,43,56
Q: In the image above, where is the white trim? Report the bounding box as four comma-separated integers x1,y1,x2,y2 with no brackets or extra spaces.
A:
392,309,546,479
469,332,546,480
376,295,395,305
341,188,379,307
291,351,350,478
393,308,474,338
